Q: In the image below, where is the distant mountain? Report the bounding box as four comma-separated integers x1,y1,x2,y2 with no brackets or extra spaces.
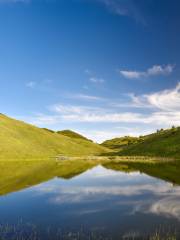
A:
0,114,107,160
118,127,180,159
57,130,92,142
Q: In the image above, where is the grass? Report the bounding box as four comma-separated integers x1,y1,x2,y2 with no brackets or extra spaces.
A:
1,155,180,196
0,221,177,240
1,114,180,161
101,136,141,151
57,129,93,142
102,127,180,159
0,114,107,160
1,113,180,240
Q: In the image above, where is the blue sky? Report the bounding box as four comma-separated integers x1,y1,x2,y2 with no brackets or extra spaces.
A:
0,0,180,142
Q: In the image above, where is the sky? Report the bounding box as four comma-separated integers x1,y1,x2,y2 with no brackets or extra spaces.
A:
0,0,180,142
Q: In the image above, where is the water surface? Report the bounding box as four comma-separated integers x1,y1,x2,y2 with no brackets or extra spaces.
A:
0,164,180,239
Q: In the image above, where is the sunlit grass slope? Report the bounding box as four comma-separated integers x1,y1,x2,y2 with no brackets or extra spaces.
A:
119,127,180,159
0,114,107,160
58,130,92,142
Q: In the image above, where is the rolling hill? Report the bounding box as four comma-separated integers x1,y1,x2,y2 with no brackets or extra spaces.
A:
118,127,180,159
101,136,141,151
0,114,107,160
57,130,92,142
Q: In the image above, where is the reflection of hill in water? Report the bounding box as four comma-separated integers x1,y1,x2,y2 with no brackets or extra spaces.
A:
1,159,180,196
0,160,96,196
104,160,180,186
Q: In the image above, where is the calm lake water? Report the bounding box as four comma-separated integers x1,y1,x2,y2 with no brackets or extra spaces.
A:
0,164,180,239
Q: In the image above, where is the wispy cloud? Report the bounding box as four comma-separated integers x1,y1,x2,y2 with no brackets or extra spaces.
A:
89,77,105,84
49,104,143,123
95,0,146,24
131,184,180,221
0,0,144,26
127,82,180,111
85,69,105,84
144,83,180,111
22,82,180,141
30,106,180,128
50,104,100,115
26,81,36,88
25,79,54,92
35,167,180,221
84,69,92,75
0,0,29,3
120,64,174,79
68,94,105,101
78,128,152,143
48,82,180,125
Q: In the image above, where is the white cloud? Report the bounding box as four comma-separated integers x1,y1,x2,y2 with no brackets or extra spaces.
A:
122,82,180,112
21,82,180,142
84,69,92,75
98,0,129,16
126,93,153,108
30,104,180,127
89,77,105,84
120,70,142,79
68,94,104,101
84,69,105,84
0,0,29,3
50,104,101,115
47,87,180,126
96,0,146,24
78,128,152,143
50,104,145,123
147,65,174,76
120,64,174,79
29,114,61,125
27,82,180,126
145,82,180,111
26,81,36,88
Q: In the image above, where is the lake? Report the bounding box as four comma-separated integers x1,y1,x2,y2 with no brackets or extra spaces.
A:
0,161,180,239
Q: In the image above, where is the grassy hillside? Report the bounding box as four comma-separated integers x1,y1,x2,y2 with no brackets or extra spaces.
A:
58,130,92,142
0,114,107,160
119,127,180,159
101,136,141,151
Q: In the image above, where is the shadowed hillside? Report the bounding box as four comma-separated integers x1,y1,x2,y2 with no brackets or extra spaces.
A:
0,114,107,160
101,136,141,151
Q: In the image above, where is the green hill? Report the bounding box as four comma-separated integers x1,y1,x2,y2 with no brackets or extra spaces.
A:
57,130,92,142
101,136,141,151
118,127,180,159
0,114,107,160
